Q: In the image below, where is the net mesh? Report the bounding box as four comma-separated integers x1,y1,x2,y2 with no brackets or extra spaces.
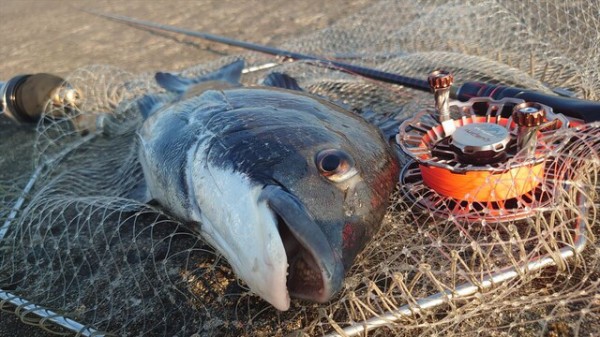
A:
2,0,600,336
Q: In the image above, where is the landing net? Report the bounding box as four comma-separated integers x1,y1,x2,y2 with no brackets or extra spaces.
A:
1,1,600,336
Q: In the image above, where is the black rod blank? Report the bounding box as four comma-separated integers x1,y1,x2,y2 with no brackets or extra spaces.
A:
87,10,600,122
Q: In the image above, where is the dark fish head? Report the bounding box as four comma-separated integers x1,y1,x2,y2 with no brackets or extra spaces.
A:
204,88,400,309
139,61,399,310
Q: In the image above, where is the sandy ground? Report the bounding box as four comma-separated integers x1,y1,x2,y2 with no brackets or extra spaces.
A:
0,1,369,336
0,0,369,78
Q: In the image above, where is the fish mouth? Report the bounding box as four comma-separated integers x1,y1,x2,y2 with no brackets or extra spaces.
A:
260,185,344,303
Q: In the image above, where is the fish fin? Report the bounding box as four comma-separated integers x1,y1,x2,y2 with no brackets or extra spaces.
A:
262,72,303,91
155,72,193,94
138,94,170,119
155,59,245,94
358,108,402,140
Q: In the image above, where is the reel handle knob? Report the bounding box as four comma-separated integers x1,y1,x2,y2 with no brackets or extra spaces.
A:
512,102,548,157
512,102,547,127
428,70,454,90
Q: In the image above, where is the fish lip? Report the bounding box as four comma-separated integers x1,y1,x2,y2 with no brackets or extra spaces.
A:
260,185,344,303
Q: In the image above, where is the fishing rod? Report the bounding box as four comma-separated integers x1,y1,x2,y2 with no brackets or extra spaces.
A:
86,10,600,123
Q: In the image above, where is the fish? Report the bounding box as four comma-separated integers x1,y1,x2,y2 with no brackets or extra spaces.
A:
136,59,399,311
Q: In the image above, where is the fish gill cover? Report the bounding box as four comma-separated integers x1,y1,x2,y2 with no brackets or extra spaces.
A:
1,0,600,336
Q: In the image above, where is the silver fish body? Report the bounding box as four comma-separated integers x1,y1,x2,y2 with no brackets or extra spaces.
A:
137,61,399,310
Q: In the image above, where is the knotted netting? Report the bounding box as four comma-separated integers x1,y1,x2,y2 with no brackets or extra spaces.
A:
1,1,600,336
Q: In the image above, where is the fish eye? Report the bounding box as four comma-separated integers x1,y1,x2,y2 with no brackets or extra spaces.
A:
315,149,358,182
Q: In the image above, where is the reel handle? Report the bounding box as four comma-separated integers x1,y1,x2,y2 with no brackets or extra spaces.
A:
455,82,600,123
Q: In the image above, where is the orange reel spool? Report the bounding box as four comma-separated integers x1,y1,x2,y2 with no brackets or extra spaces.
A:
419,162,544,202
413,115,546,203
397,93,571,221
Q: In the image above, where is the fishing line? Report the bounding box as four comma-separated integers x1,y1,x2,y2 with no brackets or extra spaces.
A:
419,161,545,202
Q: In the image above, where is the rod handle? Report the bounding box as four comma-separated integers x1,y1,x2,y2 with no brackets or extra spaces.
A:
1,73,79,123
456,82,600,123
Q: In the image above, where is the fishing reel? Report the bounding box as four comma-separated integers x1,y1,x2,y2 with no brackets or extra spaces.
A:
396,70,575,222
